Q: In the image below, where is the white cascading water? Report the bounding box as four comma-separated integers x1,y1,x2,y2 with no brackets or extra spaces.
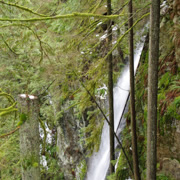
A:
86,34,146,180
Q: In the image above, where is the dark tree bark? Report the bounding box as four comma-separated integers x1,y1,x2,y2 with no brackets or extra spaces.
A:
147,0,160,179
129,1,141,179
117,28,126,64
18,94,40,180
107,0,115,174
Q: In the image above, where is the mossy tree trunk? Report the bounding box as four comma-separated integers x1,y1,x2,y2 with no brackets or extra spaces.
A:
107,0,115,174
147,0,160,179
18,94,40,180
129,1,141,179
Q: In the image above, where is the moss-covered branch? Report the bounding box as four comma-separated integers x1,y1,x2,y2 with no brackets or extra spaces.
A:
0,12,125,22
0,90,17,116
0,1,48,17
0,108,18,116
0,91,16,103
0,102,17,112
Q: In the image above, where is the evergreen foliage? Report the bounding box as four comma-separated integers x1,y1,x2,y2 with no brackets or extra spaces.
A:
0,0,179,179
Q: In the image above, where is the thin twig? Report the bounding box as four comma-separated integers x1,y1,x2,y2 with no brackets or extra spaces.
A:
0,126,20,138
0,23,44,63
39,79,56,98
0,35,19,55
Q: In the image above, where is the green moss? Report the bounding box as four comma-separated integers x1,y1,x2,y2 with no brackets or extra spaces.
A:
158,72,171,90
114,148,131,180
17,113,28,126
77,160,87,180
157,174,172,180
111,126,134,179
22,154,39,170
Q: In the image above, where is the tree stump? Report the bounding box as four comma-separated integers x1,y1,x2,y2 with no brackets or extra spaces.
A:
18,94,40,180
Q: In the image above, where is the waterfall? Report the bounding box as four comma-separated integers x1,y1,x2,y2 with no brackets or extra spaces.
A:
86,33,147,180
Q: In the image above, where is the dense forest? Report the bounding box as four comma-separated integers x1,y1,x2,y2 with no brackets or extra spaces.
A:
0,0,179,180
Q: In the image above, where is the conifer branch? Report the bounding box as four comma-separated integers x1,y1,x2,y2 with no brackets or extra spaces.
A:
0,1,48,17
115,0,130,14
91,0,103,14
0,23,44,63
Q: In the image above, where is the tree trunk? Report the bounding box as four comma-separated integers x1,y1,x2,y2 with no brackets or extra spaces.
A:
129,1,141,179
147,0,160,179
107,0,115,174
18,94,40,180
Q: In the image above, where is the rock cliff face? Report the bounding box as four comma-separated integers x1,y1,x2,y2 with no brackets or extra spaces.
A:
56,100,86,179
56,98,106,179
157,120,180,179
167,0,180,68
157,0,180,179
